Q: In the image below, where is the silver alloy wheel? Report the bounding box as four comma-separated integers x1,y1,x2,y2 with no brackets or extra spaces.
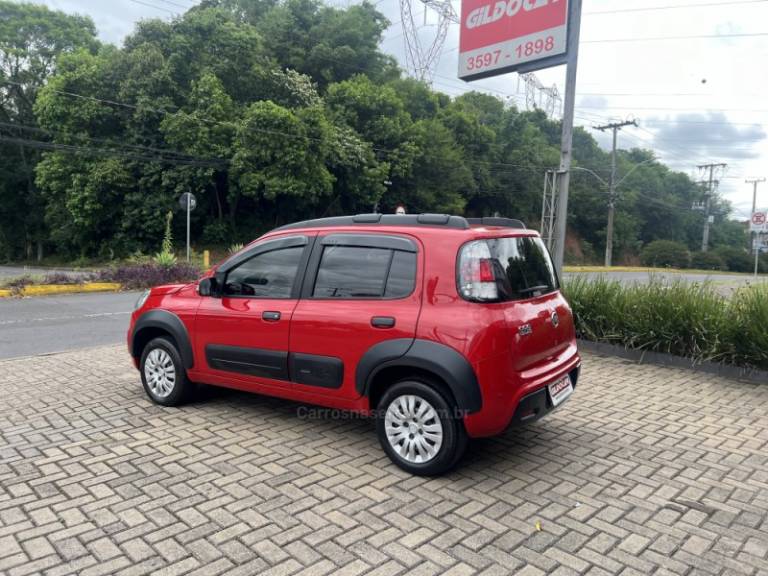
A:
384,394,444,464
144,348,176,398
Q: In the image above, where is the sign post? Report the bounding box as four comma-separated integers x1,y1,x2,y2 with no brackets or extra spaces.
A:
179,192,197,262
751,209,767,276
458,0,582,275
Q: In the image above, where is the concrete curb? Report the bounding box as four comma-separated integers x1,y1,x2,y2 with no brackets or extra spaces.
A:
578,339,768,385
0,282,121,298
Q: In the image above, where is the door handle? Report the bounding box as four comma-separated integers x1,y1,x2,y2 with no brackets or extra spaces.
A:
371,316,396,329
262,311,281,322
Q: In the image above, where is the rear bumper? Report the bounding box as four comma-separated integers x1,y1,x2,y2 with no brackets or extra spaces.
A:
463,343,581,438
509,364,579,427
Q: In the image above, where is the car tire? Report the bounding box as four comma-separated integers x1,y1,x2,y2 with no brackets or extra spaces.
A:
140,336,192,406
376,379,468,476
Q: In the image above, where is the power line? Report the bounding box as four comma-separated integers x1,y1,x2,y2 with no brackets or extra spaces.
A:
0,121,222,162
582,31,768,44
585,0,768,15
127,0,177,16
578,104,768,113
0,135,224,167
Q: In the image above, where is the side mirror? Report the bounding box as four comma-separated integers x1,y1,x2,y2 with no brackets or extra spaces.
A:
198,277,218,297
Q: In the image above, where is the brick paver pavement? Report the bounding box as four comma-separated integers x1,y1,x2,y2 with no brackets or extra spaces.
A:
1,345,767,576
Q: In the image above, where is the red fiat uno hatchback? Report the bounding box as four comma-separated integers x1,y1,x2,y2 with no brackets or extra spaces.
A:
128,214,580,475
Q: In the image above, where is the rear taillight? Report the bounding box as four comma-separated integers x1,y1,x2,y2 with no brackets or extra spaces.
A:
458,240,499,301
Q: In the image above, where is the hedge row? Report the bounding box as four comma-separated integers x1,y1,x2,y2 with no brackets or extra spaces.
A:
563,277,768,371
639,240,767,272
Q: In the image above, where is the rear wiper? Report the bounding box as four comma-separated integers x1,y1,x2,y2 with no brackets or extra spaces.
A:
518,285,550,294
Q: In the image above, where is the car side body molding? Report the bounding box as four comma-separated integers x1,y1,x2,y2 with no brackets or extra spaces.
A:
131,309,194,369
356,338,482,414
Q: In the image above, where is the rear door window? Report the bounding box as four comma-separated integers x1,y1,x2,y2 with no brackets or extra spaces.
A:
312,242,417,299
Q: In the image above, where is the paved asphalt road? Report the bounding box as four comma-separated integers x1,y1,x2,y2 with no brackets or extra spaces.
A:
0,291,139,360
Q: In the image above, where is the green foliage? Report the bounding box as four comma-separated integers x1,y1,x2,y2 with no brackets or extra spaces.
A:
690,251,726,271
161,210,174,255
564,277,768,370
713,246,753,273
153,211,177,267
640,240,691,268
0,0,755,262
153,251,178,267
727,283,768,368
0,1,99,259
228,242,244,255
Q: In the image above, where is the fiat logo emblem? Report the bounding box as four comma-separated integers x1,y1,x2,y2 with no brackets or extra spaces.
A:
551,311,559,327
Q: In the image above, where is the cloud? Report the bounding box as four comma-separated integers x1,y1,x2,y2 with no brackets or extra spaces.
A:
645,112,767,161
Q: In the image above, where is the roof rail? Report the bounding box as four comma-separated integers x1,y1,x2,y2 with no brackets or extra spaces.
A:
273,213,471,232
466,217,526,229
272,214,528,232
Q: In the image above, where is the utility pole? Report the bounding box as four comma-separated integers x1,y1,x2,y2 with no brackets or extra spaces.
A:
698,163,727,252
746,177,765,255
595,119,637,267
746,177,765,215
552,0,583,276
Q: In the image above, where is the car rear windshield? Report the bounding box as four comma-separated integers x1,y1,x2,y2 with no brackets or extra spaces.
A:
458,236,559,302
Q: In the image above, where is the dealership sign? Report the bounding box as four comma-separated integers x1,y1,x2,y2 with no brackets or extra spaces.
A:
459,0,569,81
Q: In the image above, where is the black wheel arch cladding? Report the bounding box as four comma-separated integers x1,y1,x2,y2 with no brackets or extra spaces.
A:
357,338,482,414
131,309,194,370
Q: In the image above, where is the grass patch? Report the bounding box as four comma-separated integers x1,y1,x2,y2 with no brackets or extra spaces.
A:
563,277,768,371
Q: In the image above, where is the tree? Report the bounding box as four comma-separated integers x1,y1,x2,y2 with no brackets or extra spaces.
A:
231,100,335,227
0,1,98,259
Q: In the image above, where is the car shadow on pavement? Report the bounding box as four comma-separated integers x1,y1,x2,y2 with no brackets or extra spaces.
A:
177,382,564,475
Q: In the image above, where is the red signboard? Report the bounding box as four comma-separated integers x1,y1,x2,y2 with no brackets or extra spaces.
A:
458,0,569,81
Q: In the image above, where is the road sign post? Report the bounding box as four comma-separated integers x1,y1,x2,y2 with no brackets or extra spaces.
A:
751,209,767,277
179,192,197,262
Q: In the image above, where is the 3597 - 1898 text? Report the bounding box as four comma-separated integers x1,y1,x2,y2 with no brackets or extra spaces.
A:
465,36,555,71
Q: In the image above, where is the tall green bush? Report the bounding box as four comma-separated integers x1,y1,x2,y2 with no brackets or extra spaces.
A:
727,283,768,368
640,240,690,269
563,278,768,370
713,246,753,273
690,251,726,271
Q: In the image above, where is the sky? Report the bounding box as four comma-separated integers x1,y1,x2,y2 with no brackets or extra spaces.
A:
21,0,768,219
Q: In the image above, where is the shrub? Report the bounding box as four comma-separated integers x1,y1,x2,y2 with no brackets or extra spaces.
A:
153,251,178,268
228,242,244,255
727,283,768,369
640,240,690,269
97,263,201,290
42,273,87,285
154,210,177,268
713,246,753,273
690,251,726,271
1,275,35,291
563,278,768,370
